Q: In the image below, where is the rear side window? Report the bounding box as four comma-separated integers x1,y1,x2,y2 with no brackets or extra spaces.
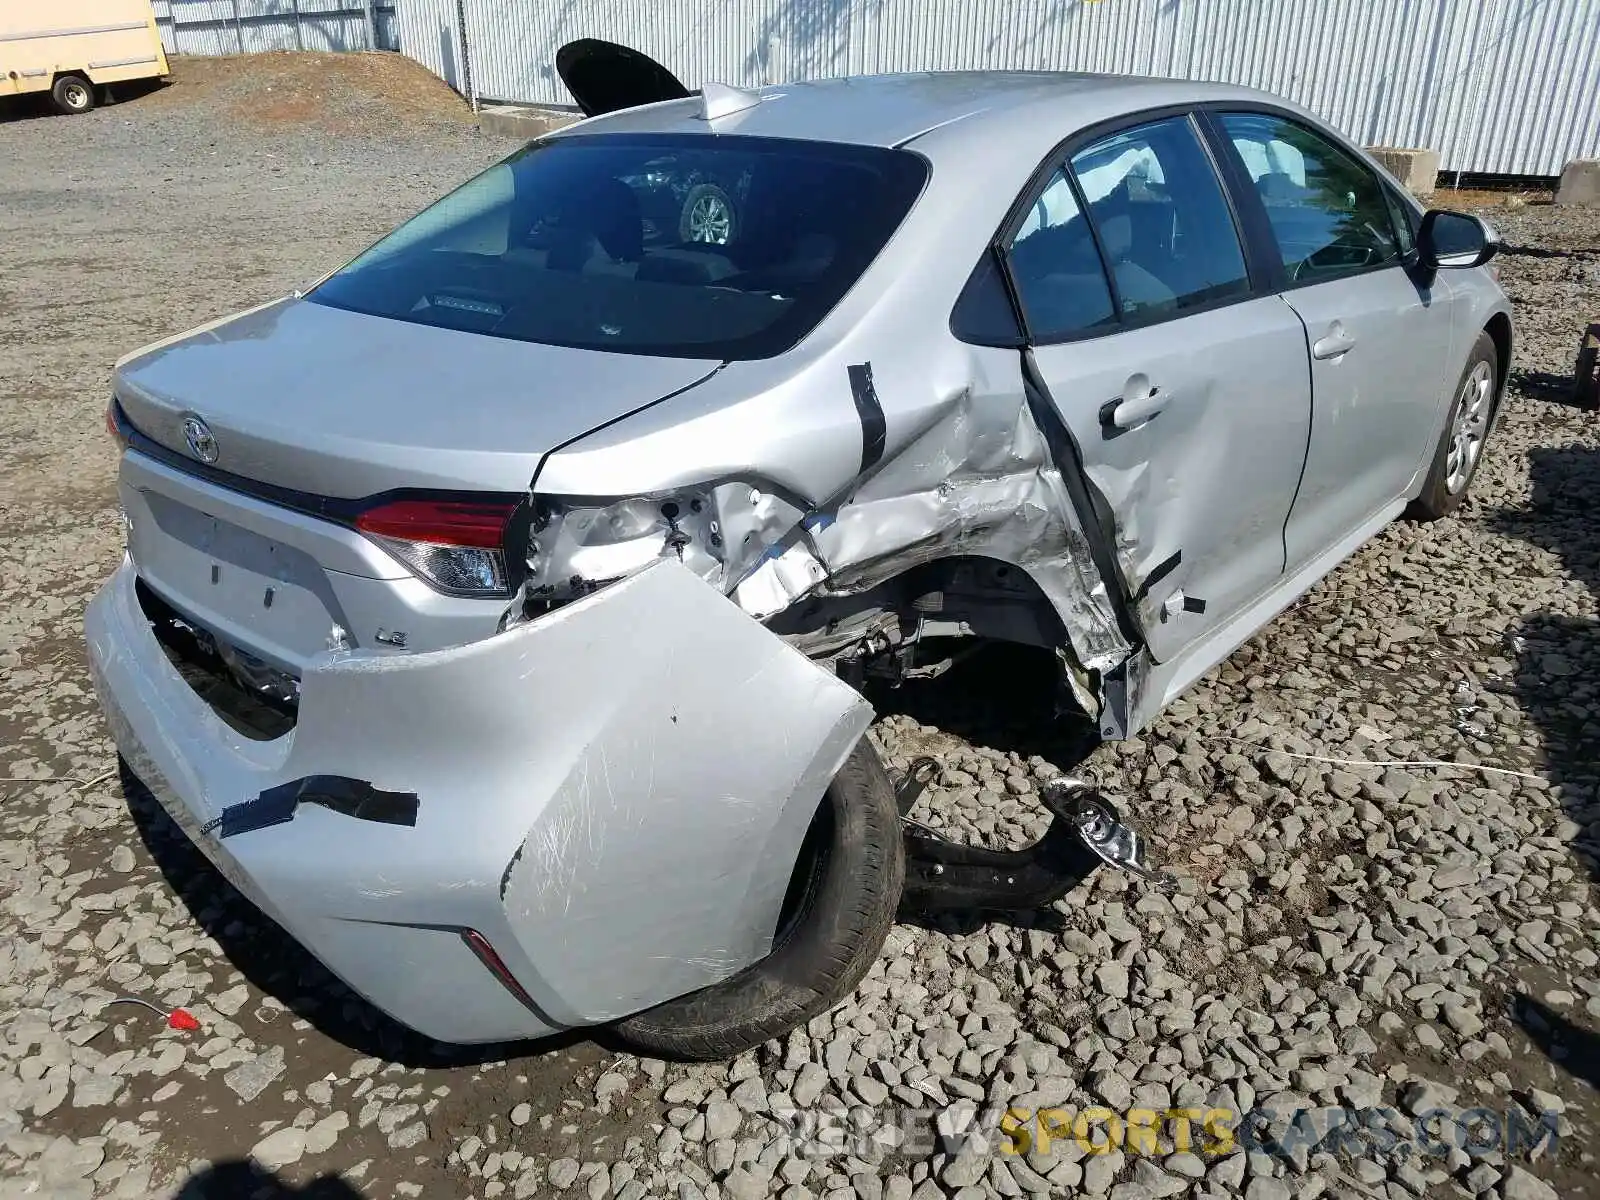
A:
999,114,1251,342
1218,112,1401,283
1005,167,1118,341
1068,116,1251,321
308,134,928,360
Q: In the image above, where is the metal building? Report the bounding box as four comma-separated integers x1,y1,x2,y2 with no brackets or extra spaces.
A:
153,0,396,58
149,0,1600,177
394,0,1600,177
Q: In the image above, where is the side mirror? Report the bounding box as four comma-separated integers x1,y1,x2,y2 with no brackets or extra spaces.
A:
1417,209,1499,270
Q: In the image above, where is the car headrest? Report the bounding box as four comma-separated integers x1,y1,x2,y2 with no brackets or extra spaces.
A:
1257,171,1302,202
555,176,643,264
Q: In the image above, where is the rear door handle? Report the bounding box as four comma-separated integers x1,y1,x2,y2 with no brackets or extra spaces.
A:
1099,377,1171,435
1312,322,1357,360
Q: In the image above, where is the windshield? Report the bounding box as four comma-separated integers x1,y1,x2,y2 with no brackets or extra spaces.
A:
309,133,929,360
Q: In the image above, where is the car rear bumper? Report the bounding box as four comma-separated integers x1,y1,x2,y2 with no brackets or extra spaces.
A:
86,556,871,1043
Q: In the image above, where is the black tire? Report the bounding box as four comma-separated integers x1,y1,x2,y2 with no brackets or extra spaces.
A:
1410,330,1498,521
678,183,736,245
51,74,96,116
613,737,904,1061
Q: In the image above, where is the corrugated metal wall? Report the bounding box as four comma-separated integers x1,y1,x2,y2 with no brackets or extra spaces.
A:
391,0,467,92
395,0,1600,177
153,0,398,56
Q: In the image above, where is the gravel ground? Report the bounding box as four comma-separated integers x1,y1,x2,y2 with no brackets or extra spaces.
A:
3,52,1600,1200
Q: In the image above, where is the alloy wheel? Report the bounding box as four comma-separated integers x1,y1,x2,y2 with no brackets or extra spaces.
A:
1445,360,1494,494
686,193,732,244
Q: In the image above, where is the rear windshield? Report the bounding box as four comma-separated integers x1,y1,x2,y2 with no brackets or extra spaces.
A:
309,133,929,360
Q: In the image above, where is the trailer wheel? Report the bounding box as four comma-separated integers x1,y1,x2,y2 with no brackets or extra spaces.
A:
52,75,97,115
613,736,904,1060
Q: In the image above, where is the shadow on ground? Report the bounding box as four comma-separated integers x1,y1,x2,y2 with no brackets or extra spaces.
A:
871,642,1105,935
119,759,597,1068
0,78,169,123
1509,367,1595,408
1492,442,1600,1092
1515,994,1600,1093
171,1161,364,1199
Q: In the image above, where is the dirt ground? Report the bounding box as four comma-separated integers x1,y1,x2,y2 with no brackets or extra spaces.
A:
3,50,1600,1200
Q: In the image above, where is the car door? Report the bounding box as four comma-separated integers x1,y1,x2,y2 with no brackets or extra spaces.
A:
1011,113,1314,664
1210,111,1459,573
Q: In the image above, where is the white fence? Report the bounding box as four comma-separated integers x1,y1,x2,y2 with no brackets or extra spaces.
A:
394,0,1600,177
153,0,398,56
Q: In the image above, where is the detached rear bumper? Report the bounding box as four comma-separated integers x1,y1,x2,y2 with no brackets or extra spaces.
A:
87,557,871,1043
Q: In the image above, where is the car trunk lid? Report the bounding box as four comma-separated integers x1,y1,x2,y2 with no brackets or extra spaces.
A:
113,295,720,499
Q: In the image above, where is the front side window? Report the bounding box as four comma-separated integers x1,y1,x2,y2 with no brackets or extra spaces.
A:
1069,116,1252,321
308,134,928,360
1218,112,1401,283
1383,187,1418,257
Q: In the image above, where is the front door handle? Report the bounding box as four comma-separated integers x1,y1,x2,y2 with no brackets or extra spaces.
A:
1312,322,1357,360
1099,375,1171,435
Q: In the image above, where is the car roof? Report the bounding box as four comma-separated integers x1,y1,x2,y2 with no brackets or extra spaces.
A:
549,71,1302,157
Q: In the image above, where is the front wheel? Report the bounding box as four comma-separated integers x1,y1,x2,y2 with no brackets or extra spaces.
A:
51,75,96,115
613,737,904,1060
1410,331,1498,520
678,183,736,245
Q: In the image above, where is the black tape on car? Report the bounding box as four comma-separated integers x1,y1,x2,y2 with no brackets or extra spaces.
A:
848,362,887,473
203,776,420,839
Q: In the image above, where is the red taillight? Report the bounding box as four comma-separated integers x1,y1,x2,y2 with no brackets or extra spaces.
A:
460,929,542,1014
355,498,519,597
106,399,128,450
355,499,517,549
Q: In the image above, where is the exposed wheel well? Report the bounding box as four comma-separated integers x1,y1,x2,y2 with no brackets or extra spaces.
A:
768,555,1067,655
767,554,1096,716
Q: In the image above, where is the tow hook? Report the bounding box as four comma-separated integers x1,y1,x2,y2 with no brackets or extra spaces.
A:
896,766,1173,915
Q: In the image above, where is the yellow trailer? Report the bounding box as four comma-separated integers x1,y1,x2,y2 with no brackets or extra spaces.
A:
1,0,169,115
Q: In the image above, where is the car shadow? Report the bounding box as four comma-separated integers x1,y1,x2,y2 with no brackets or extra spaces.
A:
1499,243,1600,260
170,1161,365,1199
119,759,598,1068
1489,443,1600,1090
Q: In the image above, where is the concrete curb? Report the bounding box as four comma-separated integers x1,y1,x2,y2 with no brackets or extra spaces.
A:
1556,159,1600,207
477,104,577,139
1367,146,1440,199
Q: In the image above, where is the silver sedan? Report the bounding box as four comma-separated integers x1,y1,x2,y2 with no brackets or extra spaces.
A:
88,40,1512,1058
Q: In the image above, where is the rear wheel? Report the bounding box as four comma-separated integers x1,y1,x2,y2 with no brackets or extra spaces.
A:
613,737,904,1060
51,75,96,115
1410,331,1498,520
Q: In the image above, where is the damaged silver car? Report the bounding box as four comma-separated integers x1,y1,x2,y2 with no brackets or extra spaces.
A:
87,40,1513,1059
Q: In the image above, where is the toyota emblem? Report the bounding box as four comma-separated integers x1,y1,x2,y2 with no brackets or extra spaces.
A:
182,415,219,464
